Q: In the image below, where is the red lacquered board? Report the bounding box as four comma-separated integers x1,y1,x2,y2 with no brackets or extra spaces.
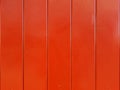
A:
0,2,1,89
1,0,23,90
96,0,119,90
24,0,47,89
72,0,95,90
48,0,71,90
0,0,120,90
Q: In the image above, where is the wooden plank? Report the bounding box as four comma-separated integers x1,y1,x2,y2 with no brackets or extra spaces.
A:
72,0,95,90
1,0,23,89
24,0,47,89
48,0,71,90
0,2,1,89
96,0,119,90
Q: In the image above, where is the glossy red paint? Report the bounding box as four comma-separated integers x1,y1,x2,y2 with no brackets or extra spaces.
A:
96,0,119,90
48,0,71,90
0,1,1,89
0,0,120,90
24,0,47,90
72,0,95,90
1,0,23,90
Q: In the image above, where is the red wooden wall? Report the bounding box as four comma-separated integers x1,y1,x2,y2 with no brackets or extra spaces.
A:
0,0,120,90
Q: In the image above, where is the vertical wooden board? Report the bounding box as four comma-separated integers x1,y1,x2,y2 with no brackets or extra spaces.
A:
72,0,95,90
1,0,23,90
48,0,71,90
24,0,47,90
0,2,1,88
96,0,119,90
